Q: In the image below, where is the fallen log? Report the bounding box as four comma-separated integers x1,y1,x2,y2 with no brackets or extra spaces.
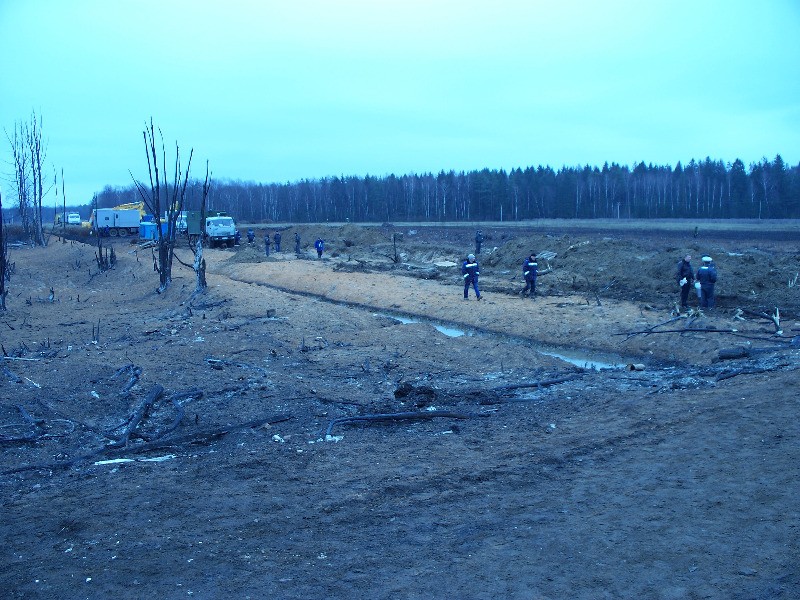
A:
615,327,741,336
718,347,749,360
716,367,771,381
739,307,782,332
326,410,472,437
108,384,164,448
718,344,796,360
1,360,23,383
491,374,583,394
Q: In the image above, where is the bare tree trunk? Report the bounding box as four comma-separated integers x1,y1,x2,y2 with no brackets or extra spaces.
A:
28,112,47,246
7,123,31,241
193,162,210,294
0,187,8,310
132,118,193,294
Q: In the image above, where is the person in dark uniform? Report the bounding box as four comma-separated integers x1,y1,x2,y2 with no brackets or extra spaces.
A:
696,256,718,309
475,230,484,255
274,231,282,252
675,254,694,310
264,232,270,257
294,232,301,254
521,253,538,298
461,253,481,300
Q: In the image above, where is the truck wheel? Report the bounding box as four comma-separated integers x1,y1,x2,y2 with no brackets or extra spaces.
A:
119,228,128,237
227,239,234,248
110,228,119,237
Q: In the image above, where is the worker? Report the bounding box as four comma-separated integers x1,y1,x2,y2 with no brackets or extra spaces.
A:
294,232,301,254
521,253,538,298
696,256,718,309
274,231,282,252
264,232,270,257
246,229,255,244
461,253,482,300
475,230,484,255
675,254,694,310
314,238,324,259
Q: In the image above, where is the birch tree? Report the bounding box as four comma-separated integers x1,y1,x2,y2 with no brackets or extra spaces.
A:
0,187,9,310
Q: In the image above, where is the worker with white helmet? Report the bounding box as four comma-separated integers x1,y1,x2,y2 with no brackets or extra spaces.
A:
695,256,718,309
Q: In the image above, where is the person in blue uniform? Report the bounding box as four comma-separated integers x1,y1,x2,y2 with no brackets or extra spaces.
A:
246,229,254,244
696,256,718,309
461,253,481,300
521,253,537,298
315,238,324,259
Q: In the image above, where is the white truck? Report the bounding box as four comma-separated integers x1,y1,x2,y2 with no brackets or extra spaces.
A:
90,208,141,236
204,215,237,247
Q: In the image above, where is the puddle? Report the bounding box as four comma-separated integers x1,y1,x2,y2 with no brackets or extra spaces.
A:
386,315,418,325
537,350,623,371
376,312,628,369
376,313,467,338
433,325,465,337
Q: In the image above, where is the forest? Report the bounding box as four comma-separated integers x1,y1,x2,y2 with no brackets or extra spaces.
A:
4,154,799,226
90,155,799,223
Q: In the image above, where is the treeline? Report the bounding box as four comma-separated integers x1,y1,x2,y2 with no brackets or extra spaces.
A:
94,155,799,222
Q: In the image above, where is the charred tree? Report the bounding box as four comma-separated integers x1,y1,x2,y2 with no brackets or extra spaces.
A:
131,118,193,294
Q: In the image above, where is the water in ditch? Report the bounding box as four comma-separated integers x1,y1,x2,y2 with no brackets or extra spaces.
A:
375,312,627,370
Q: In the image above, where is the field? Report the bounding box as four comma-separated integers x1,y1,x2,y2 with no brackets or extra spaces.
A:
1,221,799,599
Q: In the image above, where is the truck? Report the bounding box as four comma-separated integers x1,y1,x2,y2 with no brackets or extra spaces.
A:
204,215,237,247
54,212,82,226
90,208,141,236
113,202,147,219
180,211,235,247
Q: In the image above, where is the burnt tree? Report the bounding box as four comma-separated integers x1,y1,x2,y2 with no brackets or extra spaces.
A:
131,118,193,294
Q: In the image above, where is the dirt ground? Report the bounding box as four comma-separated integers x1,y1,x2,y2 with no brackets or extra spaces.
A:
1,222,799,599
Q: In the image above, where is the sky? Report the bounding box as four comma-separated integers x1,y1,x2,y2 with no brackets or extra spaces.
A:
1,0,799,207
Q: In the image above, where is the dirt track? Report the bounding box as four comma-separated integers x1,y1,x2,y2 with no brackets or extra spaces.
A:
1,222,799,599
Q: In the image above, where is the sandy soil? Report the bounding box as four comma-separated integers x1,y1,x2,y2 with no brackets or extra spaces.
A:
1,222,798,599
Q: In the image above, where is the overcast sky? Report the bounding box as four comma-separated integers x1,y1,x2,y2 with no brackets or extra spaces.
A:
1,0,799,206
